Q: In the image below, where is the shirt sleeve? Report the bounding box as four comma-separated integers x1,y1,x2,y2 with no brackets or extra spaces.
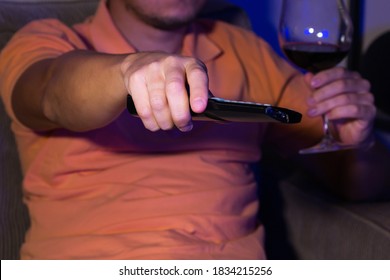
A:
0,18,88,124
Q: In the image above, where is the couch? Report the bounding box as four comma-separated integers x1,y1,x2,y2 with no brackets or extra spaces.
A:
1,0,389,260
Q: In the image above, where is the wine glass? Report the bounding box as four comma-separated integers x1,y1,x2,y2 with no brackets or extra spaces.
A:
278,0,355,154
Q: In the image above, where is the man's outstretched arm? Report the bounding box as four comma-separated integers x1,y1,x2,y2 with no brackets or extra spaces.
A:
12,50,209,132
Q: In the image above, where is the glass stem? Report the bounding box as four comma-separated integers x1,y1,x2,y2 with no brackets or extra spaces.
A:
322,114,334,141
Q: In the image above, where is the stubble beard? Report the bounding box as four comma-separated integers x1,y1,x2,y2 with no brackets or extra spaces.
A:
124,2,200,31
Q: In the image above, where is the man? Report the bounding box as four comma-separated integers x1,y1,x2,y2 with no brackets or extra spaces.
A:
0,0,379,259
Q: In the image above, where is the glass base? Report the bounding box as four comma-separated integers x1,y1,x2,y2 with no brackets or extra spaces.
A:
299,137,357,155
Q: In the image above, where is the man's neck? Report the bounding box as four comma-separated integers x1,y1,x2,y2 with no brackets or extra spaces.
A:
108,1,188,53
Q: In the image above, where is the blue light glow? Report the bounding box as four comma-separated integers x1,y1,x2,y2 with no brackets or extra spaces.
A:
304,28,329,38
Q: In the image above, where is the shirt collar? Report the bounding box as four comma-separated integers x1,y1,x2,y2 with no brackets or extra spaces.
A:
89,0,222,62
90,0,134,54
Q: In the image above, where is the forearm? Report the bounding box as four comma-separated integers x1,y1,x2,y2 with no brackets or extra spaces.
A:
12,50,128,131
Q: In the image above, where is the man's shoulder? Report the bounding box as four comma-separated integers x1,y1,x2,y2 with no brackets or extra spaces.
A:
18,18,75,35
10,18,89,50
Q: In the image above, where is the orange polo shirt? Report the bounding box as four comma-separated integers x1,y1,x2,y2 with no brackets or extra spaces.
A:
0,0,321,259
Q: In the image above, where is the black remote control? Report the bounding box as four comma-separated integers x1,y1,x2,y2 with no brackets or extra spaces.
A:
126,95,302,124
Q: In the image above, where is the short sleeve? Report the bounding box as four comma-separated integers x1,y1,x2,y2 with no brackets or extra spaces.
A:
0,19,88,123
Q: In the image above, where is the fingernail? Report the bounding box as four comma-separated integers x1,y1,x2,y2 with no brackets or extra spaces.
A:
178,122,193,132
308,108,317,116
311,78,320,87
192,98,206,112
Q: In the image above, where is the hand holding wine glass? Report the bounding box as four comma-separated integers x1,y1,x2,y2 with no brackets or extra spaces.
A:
279,0,356,154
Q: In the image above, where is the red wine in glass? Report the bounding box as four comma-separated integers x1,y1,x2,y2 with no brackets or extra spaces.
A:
279,0,355,154
282,42,349,73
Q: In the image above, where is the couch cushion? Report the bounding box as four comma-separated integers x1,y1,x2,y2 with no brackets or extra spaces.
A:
0,99,29,260
277,180,390,259
0,0,100,49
